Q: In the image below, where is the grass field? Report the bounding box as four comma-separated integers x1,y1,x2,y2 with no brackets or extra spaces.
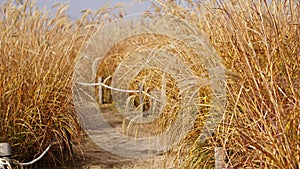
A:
0,0,299,168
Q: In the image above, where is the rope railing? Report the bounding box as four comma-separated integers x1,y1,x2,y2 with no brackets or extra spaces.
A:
75,79,226,168
0,143,52,169
75,80,160,101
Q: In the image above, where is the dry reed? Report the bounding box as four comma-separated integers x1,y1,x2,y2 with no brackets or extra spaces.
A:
1,0,299,168
0,0,114,166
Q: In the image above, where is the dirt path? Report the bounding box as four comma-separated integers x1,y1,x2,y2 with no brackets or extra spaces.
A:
71,136,166,169
62,104,170,169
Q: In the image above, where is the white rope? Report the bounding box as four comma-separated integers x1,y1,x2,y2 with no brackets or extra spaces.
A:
11,144,52,167
0,158,12,169
0,143,54,168
19,144,52,166
76,81,159,101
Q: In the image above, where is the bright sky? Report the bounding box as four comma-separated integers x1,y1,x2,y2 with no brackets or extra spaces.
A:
36,0,152,18
0,0,152,19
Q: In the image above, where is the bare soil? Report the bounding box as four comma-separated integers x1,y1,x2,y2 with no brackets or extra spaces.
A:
43,104,171,169
70,136,166,169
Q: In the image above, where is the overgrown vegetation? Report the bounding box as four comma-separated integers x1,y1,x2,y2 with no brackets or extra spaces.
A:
0,0,115,166
0,0,299,168
152,0,299,168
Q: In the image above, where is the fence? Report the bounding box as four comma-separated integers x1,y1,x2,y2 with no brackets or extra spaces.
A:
77,77,226,168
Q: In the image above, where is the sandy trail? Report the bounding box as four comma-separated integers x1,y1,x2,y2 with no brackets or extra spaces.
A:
73,136,166,169
58,104,170,169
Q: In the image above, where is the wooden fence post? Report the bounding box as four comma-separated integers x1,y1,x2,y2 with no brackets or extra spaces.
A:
215,147,225,169
139,83,144,113
0,142,12,167
98,77,103,104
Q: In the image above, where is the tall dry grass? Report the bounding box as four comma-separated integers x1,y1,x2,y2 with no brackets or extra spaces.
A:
0,0,115,166
150,0,299,168
1,0,299,168
77,0,299,168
